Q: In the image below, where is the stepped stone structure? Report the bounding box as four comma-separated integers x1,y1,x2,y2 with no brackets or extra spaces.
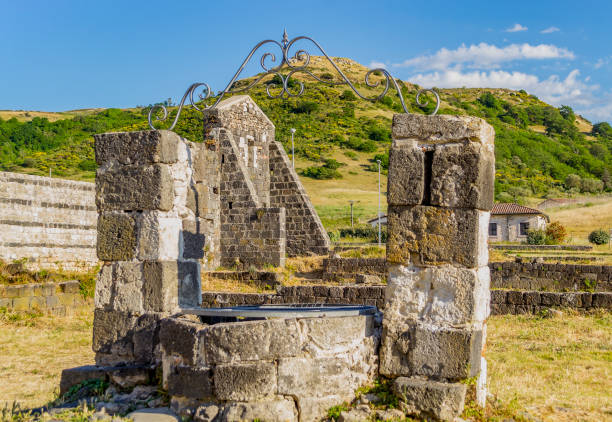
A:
380,114,494,420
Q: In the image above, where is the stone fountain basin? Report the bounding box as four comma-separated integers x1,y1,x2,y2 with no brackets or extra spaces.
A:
160,306,381,422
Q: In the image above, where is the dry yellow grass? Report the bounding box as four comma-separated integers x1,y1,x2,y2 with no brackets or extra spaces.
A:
0,304,94,409
0,305,609,421
487,311,612,422
546,196,612,243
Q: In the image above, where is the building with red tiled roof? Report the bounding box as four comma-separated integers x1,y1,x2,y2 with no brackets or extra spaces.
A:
489,203,549,242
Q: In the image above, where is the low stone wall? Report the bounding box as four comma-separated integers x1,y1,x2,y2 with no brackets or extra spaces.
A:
322,257,386,281
491,244,592,251
0,171,98,271
160,314,380,422
201,285,612,314
0,281,83,315
490,290,612,315
489,262,612,291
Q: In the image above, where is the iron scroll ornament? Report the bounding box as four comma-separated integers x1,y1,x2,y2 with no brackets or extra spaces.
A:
148,30,440,130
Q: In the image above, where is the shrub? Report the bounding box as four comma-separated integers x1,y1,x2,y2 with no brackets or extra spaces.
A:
300,159,345,180
588,229,610,245
526,229,547,245
581,178,604,193
292,101,319,114
339,90,357,101
545,222,567,244
564,173,581,190
320,72,334,81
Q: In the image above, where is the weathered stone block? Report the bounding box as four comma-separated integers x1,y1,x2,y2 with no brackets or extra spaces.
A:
97,213,135,261
393,377,466,421
431,141,495,210
142,260,200,311
221,398,298,422
387,140,424,206
387,205,489,267
214,361,276,401
96,164,174,211
93,309,162,365
60,365,107,396
167,366,213,400
592,292,612,308
94,130,181,166
385,264,490,326
159,317,202,366
380,323,483,379
392,114,494,146
201,319,302,364
277,356,367,398
107,365,153,388
299,315,377,357
136,213,181,261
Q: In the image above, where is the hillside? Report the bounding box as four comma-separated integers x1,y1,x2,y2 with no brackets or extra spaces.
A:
1,57,611,224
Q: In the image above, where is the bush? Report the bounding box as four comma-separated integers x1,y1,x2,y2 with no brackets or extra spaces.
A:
581,178,604,193
300,159,345,180
545,222,567,244
339,90,357,101
564,173,581,190
526,229,547,245
588,229,610,245
292,101,319,114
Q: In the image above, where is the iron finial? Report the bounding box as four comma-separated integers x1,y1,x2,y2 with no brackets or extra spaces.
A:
282,29,289,47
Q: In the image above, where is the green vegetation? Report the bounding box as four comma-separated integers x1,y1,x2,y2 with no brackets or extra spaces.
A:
0,259,97,298
588,229,610,245
1,59,611,199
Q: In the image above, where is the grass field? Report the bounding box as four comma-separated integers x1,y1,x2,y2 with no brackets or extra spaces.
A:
1,305,610,421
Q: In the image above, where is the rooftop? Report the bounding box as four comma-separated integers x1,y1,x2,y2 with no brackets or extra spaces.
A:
492,203,544,215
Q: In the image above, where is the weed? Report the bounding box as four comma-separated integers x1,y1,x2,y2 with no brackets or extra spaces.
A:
327,403,350,420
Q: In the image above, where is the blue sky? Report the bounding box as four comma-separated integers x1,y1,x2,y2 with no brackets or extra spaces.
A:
2,0,611,123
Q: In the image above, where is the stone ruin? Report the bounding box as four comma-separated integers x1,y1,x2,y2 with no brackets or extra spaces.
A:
65,95,494,421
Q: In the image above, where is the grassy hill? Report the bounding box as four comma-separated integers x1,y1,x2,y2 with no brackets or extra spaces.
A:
1,57,611,234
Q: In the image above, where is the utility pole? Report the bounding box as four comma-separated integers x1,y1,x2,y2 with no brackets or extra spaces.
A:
377,159,382,246
290,128,296,168
349,200,355,228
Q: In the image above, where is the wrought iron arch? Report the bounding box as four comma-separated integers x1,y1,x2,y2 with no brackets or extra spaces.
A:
148,30,440,130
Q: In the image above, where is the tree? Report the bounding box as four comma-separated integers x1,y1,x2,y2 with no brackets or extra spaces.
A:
559,105,575,122
581,178,604,193
591,122,612,139
602,168,611,191
478,92,501,109
545,222,567,244
564,173,581,190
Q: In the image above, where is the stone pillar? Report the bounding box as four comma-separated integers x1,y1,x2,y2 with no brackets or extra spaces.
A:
92,130,212,365
380,114,494,421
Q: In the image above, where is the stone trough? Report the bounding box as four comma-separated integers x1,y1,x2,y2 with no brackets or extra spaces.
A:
160,305,380,421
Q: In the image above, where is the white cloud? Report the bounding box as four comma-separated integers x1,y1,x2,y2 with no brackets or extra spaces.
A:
579,99,612,122
541,26,560,34
594,57,610,69
506,23,528,32
393,43,575,70
369,61,387,70
408,68,598,108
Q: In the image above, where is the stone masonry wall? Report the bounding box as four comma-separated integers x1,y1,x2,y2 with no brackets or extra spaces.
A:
217,129,285,267
0,171,97,270
490,262,612,291
200,286,612,314
269,141,330,257
93,130,205,366
0,280,83,315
